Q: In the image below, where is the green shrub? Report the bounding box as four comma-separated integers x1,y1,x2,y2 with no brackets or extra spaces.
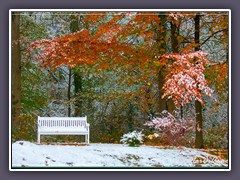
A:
12,114,37,142
204,122,228,149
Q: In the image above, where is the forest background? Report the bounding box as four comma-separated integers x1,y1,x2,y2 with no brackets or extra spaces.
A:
11,10,229,151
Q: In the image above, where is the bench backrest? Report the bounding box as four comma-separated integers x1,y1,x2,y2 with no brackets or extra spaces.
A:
38,116,88,128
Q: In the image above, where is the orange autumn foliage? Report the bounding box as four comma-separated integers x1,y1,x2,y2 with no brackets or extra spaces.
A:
26,11,226,106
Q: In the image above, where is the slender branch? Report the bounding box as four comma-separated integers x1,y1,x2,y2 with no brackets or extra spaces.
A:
47,69,59,83
201,29,227,46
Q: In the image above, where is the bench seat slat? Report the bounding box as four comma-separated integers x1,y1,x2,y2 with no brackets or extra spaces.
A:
39,127,88,133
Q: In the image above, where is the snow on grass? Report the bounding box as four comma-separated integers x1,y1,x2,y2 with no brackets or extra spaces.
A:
12,141,228,168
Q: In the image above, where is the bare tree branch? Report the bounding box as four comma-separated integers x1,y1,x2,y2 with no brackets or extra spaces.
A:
201,29,227,46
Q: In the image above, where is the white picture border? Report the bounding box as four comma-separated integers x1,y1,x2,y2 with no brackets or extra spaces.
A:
9,9,231,171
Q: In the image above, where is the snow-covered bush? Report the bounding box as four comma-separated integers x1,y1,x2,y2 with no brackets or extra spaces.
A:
120,131,144,147
145,110,194,146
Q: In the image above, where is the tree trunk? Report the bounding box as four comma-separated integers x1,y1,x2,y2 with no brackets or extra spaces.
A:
128,102,134,132
194,14,204,148
167,21,180,115
195,100,203,148
157,69,167,113
156,16,177,115
69,15,83,117
74,70,83,116
67,69,72,117
11,12,21,127
170,22,179,53
157,14,168,114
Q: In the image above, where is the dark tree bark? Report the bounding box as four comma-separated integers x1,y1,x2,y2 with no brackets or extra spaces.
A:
67,69,72,117
170,21,183,118
156,14,176,115
170,22,179,53
11,12,21,127
194,14,204,149
157,14,168,114
69,15,83,117
73,70,83,116
128,102,134,132
157,69,167,113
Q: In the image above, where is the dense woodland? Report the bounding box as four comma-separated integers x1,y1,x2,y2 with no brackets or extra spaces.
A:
11,11,229,150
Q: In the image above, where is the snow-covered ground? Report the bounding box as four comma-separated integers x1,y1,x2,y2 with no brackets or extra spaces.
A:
12,141,228,168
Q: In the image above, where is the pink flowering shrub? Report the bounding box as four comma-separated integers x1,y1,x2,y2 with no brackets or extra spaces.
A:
160,51,214,106
145,110,194,146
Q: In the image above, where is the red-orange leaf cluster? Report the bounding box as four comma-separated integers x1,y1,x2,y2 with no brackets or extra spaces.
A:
27,29,133,70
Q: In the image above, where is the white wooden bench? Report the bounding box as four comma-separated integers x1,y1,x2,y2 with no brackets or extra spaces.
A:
37,116,90,144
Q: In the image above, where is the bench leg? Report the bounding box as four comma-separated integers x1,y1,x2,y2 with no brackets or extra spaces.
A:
37,133,40,144
85,135,88,144
87,133,90,144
